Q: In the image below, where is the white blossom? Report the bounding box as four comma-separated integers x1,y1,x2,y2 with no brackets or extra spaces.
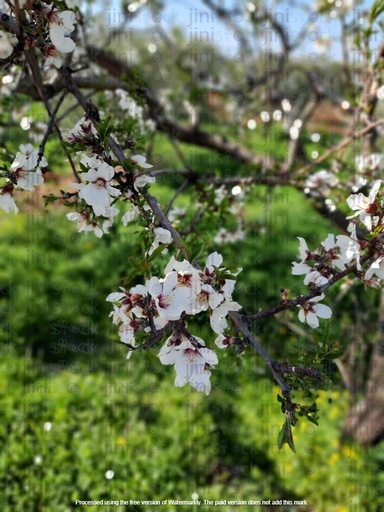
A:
214,185,227,204
292,261,312,276
346,180,381,232
320,234,361,271
66,212,103,238
133,173,156,191
214,227,244,244
365,256,384,281
48,10,77,54
16,144,48,171
0,30,17,59
131,154,153,169
298,294,332,328
355,153,384,173
159,334,218,395
12,164,44,192
214,333,232,349
210,300,242,334
163,256,203,313
0,188,18,214
303,270,328,286
7,145,47,192
335,234,361,270
205,251,224,273
67,115,96,141
297,237,311,261
71,157,121,216
119,323,137,359
148,227,172,255
292,237,313,275
304,170,339,197
146,272,191,321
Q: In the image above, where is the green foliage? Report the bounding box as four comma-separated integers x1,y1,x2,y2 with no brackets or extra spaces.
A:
277,415,296,453
96,116,113,150
1,144,382,510
370,0,384,23
2,350,384,511
0,210,140,362
0,192,382,509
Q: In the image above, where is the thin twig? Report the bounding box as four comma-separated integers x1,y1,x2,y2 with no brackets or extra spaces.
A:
61,66,190,259
13,4,79,182
294,120,384,178
229,311,295,410
37,89,68,168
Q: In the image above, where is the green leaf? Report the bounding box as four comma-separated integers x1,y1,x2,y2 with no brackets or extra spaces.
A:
366,225,384,240
43,194,59,206
277,417,296,453
370,0,384,23
134,330,151,344
184,235,207,262
306,415,318,426
147,244,167,263
128,256,144,271
122,270,138,286
79,161,89,173
96,116,113,144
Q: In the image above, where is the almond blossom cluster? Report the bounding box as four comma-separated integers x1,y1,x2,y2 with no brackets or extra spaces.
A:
0,144,48,214
0,2,78,70
65,157,155,236
214,186,245,245
64,115,156,236
346,179,381,232
348,180,384,284
291,230,364,328
292,180,384,328
106,252,241,394
65,155,121,236
112,90,156,134
72,155,121,216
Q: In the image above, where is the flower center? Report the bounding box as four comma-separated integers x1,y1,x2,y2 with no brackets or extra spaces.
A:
95,177,107,189
183,348,197,362
157,294,170,309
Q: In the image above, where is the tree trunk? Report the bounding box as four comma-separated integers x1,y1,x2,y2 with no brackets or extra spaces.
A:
342,289,384,445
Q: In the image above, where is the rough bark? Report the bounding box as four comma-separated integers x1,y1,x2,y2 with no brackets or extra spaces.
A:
342,289,384,445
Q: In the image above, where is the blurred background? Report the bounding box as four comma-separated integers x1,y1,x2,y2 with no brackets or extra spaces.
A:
1,0,384,510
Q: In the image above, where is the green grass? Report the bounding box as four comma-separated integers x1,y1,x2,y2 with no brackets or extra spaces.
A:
2,348,383,512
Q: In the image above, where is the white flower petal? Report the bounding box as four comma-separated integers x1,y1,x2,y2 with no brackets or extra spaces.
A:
206,252,223,271
106,292,126,302
292,262,311,275
131,154,153,168
306,311,320,328
314,303,332,319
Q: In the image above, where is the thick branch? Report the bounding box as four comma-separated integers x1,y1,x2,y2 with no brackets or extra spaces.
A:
85,45,275,169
